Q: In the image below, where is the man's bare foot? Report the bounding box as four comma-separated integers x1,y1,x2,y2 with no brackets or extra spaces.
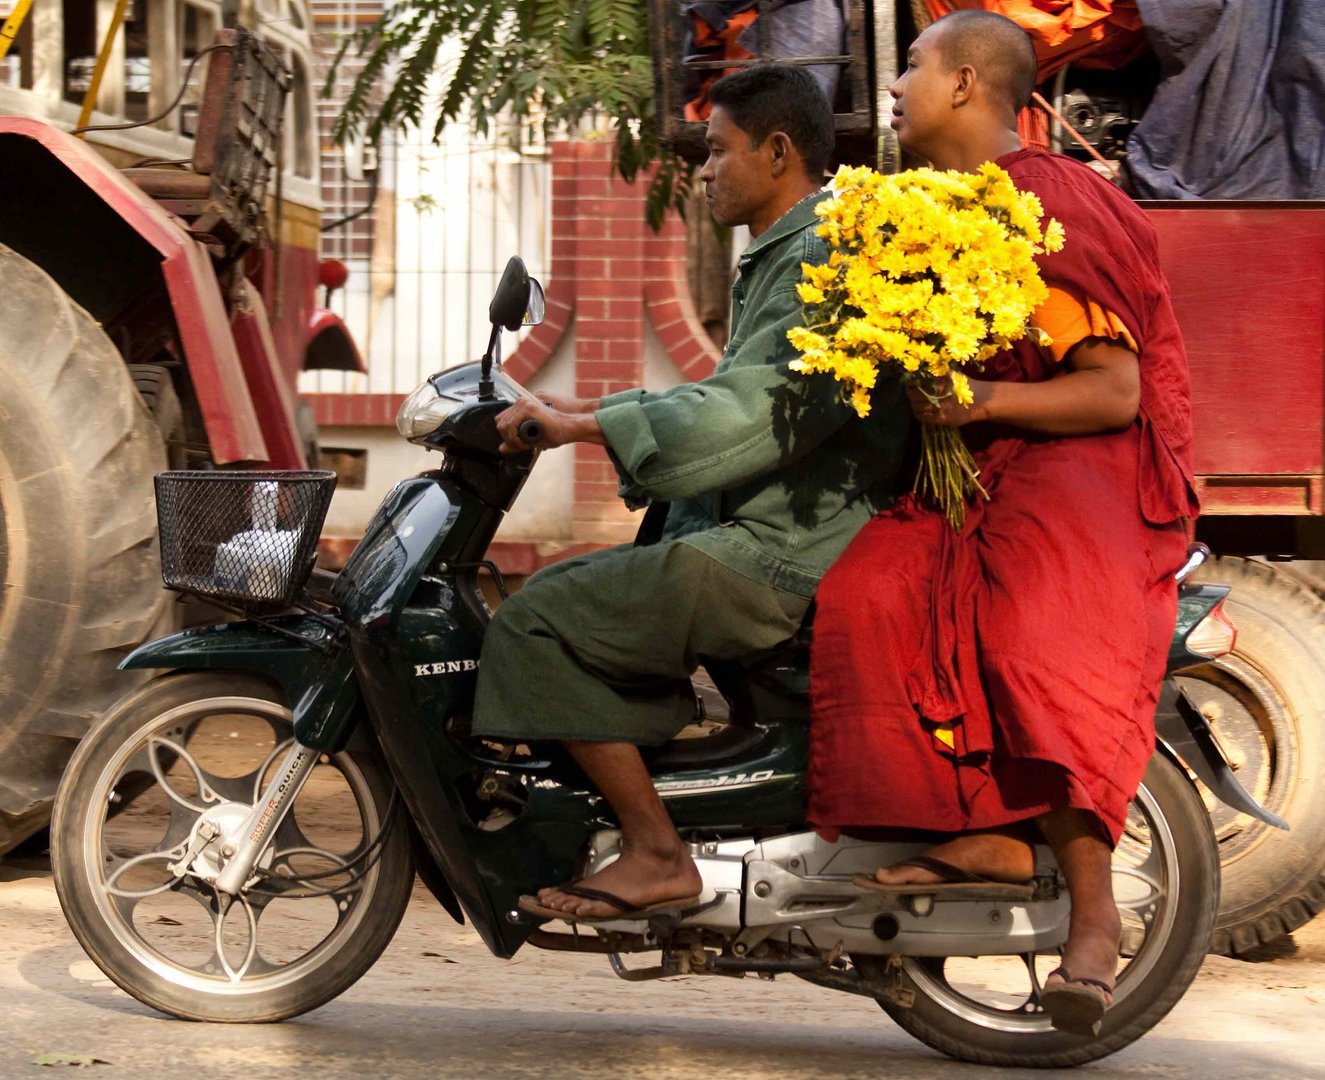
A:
535,843,703,919
871,830,1035,887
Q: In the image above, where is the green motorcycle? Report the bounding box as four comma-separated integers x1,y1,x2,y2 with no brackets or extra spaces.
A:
51,259,1281,1069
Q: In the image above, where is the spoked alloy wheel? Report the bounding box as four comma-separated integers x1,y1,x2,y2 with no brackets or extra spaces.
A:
51,673,413,1022
868,753,1218,1068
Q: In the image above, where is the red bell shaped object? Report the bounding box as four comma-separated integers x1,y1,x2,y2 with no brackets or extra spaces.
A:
318,258,349,292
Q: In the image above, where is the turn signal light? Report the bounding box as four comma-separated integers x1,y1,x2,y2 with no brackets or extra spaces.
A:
1186,601,1237,660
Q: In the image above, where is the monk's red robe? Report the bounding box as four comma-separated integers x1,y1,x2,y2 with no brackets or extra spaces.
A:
807,150,1198,845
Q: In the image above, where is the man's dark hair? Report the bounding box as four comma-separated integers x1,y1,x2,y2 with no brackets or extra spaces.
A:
707,63,835,178
933,10,1038,113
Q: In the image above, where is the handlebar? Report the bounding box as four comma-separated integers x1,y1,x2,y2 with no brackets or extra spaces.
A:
517,418,544,445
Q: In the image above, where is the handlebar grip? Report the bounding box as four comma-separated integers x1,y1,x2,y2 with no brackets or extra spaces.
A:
517,418,544,445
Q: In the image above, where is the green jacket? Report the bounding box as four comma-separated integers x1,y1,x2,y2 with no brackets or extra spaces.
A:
595,191,913,598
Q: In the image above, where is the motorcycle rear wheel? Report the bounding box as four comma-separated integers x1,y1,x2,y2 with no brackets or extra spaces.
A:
51,671,414,1022
868,752,1218,1068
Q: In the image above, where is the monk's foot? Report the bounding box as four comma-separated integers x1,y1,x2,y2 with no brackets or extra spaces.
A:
872,830,1035,887
535,843,702,919
1053,907,1122,997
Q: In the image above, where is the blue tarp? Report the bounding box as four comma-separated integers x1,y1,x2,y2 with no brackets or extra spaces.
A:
1126,0,1325,199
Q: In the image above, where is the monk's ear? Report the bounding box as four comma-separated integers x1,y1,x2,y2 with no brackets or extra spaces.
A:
952,63,976,108
766,131,793,177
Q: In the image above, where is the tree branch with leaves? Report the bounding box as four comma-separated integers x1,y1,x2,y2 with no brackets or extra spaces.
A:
326,0,694,229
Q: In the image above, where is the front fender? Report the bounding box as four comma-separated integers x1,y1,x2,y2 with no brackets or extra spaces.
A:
120,618,360,752
0,119,268,464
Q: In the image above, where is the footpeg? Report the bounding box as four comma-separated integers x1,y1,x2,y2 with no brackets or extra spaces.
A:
637,893,721,939
906,894,935,917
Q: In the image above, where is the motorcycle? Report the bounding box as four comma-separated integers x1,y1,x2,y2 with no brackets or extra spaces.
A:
51,258,1284,1069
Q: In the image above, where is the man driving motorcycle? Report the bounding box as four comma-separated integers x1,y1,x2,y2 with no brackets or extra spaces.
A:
477,62,911,921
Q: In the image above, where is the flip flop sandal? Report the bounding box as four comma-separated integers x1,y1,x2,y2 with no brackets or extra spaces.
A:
852,855,1035,900
517,882,704,924
1040,966,1115,1037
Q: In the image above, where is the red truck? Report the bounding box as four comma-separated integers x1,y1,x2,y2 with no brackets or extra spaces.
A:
650,0,1325,957
0,4,361,855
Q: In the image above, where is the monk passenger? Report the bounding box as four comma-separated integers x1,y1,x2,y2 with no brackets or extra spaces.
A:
808,11,1197,1037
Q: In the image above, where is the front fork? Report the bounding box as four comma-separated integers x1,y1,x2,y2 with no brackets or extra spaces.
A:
212,741,321,896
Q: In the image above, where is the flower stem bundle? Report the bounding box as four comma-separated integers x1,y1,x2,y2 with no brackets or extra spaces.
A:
788,163,1064,528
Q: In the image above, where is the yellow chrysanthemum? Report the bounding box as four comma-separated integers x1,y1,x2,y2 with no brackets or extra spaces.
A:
1043,218,1067,253
950,371,975,406
785,161,1063,429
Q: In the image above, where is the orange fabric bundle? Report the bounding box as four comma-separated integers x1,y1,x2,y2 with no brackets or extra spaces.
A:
923,0,1149,77
683,10,758,122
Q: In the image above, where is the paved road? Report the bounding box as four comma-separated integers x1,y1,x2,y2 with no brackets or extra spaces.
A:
2,854,1323,1080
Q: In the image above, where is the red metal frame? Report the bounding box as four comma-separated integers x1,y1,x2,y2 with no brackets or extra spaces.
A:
0,117,321,466
230,279,307,468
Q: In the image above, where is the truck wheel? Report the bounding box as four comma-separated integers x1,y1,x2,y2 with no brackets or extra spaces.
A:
130,364,187,470
1174,556,1325,955
0,243,169,856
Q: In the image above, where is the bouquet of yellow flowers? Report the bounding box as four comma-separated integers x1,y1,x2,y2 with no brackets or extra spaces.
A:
787,162,1065,528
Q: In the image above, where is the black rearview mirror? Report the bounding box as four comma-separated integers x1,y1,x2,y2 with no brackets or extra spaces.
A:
489,257,546,331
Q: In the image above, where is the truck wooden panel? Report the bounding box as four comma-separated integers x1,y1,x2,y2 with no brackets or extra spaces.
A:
1146,203,1325,513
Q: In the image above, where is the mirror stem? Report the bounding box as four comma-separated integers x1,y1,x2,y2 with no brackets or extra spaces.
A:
478,324,501,400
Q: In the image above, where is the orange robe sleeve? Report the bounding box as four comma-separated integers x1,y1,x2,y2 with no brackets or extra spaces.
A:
1032,286,1139,363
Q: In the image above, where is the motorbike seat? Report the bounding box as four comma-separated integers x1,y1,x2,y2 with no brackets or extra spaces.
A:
642,611,813,774
643,722,769,772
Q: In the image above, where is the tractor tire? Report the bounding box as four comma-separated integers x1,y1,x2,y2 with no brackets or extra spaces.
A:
0,243,169,856
1174,557,1325,955
130,364,187,470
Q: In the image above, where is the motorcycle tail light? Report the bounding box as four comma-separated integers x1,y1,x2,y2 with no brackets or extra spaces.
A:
1186,601,1237,660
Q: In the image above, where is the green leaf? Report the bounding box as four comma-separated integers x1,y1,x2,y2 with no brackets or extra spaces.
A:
325,0,671,226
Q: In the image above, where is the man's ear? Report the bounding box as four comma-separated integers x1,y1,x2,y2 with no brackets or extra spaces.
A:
767,131,793,177
952,63,976,108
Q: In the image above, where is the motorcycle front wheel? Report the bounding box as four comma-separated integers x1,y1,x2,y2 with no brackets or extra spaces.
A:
865,752,1219,1068
51,671,414,1022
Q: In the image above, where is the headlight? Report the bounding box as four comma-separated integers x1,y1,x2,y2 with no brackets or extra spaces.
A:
396,379,463,440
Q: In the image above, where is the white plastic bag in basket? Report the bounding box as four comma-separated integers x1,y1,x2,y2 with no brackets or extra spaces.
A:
212,481,301,601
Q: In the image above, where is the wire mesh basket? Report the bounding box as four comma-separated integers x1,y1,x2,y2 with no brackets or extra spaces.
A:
155,470,337,608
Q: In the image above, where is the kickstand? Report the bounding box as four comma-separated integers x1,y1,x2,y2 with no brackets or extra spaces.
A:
606,952,673,982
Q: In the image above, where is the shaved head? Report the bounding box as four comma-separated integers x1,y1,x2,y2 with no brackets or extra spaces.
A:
932,10,1039,114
